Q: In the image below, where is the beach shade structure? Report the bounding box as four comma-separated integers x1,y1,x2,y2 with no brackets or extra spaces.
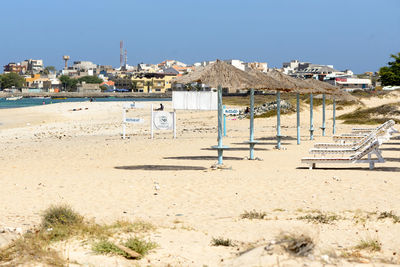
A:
262,70,319,147
173,60,265,165
302,78,355,137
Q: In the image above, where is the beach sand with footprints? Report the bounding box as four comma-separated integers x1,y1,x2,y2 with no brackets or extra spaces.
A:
1,92,400,266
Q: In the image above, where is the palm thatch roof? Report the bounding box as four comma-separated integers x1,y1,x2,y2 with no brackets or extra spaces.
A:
172,60,266,90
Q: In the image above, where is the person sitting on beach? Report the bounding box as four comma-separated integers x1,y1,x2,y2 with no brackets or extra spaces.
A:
244,106,250,114
155,103,164,111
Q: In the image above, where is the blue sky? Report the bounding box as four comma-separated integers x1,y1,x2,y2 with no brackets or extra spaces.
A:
1,0,399,73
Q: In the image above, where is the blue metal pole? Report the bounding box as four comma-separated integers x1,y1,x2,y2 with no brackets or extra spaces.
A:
296,93,300,145
249,88,255,159
322,94,326,136
277,91,281,149
333,97,336,135
310,93,314,140
217,86,223,164
223,105,226,137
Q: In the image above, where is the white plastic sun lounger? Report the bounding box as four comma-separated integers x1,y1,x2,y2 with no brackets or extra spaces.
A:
309,134,377,155
351,120,396,134
302,140,384,170
333,120,396,142
317,120,396,147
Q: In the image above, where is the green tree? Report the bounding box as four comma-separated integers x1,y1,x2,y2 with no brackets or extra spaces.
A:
58,75,78,91
379,52,400,86
0,73,26,89
77,76,103,84
43,66,56,75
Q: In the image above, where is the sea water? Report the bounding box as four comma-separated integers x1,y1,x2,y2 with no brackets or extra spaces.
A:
0,97,171,109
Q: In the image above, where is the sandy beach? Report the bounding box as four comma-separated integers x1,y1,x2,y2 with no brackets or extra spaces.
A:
1,94,400,266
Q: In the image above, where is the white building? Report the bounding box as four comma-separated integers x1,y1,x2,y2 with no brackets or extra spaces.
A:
332,77,372,91
72,61,97,71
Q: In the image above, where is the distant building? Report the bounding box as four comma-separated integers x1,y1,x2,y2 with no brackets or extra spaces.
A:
131,73,176,93
21,59,44,73
329,77,372,91
3,62,26,74
77,82,101,93
72,61,97,71
25,74,51,90
194,59,268,73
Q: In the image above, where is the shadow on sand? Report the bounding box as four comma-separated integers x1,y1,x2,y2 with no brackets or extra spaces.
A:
163,156,243,161
380,148,400,151
231,142,290,146
201,147,268,151
115,165,207,171
296,166,400,172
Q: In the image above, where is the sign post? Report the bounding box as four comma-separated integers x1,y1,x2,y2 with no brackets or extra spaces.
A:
151,107,176,139
122,103,144,139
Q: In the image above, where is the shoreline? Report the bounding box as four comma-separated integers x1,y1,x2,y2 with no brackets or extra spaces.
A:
0,91,172,98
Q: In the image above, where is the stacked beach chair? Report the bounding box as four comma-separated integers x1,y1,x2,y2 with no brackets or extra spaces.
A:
302,120,398,170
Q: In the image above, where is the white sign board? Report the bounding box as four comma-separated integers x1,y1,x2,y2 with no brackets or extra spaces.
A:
172,91,218,110
125,118,144,124
223,108,240,115
123,102,145,109
153,111,173,130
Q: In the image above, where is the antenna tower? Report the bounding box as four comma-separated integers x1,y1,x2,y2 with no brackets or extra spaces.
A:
120,40,123,68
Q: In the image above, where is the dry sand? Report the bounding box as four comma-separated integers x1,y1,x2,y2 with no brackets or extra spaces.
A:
0,94,400,266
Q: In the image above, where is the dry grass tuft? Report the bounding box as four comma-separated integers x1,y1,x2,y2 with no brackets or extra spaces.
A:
276,232,314,257
92,237,157,259
377,211,400,223
211,237,234,247
240,210,267,220
355,238,381,252
0,205,156,266
298,213,340,224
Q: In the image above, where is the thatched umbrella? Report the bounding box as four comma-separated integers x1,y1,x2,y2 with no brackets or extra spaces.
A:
260,70,351,142
173,60,266,164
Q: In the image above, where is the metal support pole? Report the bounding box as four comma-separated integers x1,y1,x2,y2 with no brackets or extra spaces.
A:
296,93,300,145
217,85,223,165
333,97,336,135
322,94,326,136
277,91,281,149
122,108,126,139
151,104,154,139
249,88,255,159
310,93,314,140
173,109,176,139
223,105,227,137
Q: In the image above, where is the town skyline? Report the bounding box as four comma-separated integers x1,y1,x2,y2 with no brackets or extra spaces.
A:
1,0,399,74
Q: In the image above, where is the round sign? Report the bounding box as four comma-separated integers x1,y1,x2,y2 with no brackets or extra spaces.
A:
153,112,173,130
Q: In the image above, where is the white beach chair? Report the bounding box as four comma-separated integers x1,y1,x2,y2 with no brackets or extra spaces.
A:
309,134,377,156
333,120,396,142
318,120,396,147
302,140,384,170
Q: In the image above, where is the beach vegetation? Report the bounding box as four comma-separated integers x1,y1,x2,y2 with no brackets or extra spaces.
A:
211,237,234,247
92,237,158,259
0,205,156,265
276,232,314,257
240,210,267,220
298,213,340,224
377,211,400,223
379,52,400,86
92,237,157,259
355,238,381,252
337,103,400,124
